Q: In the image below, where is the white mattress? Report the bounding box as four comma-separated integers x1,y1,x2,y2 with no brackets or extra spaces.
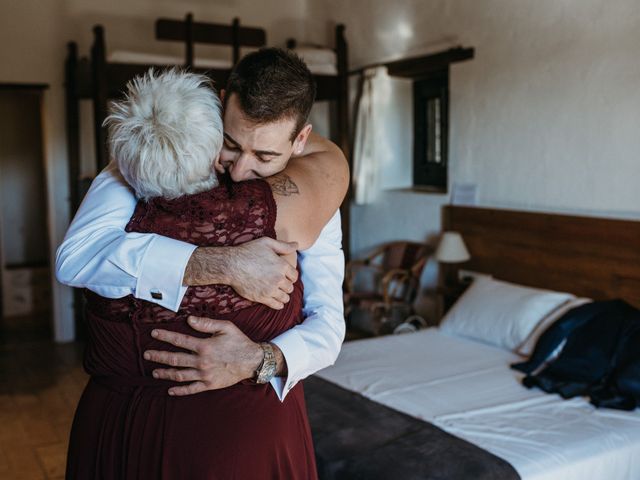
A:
316,328,640,480
108,50,337,75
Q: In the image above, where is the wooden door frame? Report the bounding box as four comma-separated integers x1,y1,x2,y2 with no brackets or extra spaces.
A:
0,83,50,325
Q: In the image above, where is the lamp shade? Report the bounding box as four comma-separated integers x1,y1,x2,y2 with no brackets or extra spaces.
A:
435,231,470,263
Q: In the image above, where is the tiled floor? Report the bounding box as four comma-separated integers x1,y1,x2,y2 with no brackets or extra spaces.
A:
0,323,87,480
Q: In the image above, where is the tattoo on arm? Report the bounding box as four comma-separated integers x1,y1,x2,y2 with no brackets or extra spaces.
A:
269,173,299,196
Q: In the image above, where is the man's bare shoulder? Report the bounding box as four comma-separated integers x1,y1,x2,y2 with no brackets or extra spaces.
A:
296,132,347,164
286,133,349,195
265,134,348,250
266,173,300,197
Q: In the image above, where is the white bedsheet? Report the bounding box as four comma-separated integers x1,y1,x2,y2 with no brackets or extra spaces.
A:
108,50,338,75
316,328,640,480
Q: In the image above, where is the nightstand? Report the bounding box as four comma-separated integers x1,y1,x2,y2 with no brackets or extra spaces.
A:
437,279,472,315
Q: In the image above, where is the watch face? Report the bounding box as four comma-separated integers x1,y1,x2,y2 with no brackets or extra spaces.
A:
264,362,277,380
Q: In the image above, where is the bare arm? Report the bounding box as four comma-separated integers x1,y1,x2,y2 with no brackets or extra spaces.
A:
263,134,348,377
224,134,348,378
183,237,299,310
55,165,299,312
183,132,348,305
267,132,350,250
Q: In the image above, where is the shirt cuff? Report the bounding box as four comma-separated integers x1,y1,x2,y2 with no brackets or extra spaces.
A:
269,328,311,402
134,235,197,312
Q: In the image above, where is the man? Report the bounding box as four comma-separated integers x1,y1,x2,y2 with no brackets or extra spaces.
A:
56,48,348,401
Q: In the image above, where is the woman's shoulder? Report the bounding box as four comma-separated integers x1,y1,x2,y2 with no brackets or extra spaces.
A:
128,177,277,242
231,177,273,197
200,177,277,238
233,178,278,235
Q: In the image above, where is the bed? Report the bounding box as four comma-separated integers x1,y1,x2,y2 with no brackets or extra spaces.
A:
310,328,640,480
305,205,640,480
108,45,340,76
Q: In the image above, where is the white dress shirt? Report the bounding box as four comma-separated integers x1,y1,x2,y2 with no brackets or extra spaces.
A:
55,164,346,401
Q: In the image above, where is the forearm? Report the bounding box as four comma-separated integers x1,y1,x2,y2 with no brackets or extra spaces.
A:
235,339,288,380
184,238,298,310
55,165,196,311
56,165,138,294
268,211,346,400
183,246,232,286
57,227,158,294
271,305,344,377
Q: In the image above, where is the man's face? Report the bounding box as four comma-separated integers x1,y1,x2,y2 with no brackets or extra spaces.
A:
215,93,310,182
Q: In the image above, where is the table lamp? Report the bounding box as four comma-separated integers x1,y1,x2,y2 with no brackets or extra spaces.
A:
435,231,470,290
435,231,470,264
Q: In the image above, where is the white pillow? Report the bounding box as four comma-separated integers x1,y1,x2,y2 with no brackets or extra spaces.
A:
439,277,575,351
515,297,592,357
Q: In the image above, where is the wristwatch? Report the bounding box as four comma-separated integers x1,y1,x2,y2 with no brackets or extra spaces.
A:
254,342,277,384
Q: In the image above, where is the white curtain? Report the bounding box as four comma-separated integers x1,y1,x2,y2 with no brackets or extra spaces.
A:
352,66,391,205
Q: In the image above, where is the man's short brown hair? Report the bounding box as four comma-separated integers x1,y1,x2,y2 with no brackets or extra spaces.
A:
225,48,316,141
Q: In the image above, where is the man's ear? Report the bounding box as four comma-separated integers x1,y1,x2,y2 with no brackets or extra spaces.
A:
213,152,225,174
292,123,313,156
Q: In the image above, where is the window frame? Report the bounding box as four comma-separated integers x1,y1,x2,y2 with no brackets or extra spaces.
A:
412,69,449,192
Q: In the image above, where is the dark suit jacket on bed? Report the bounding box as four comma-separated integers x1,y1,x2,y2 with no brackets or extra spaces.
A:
512,299,640,410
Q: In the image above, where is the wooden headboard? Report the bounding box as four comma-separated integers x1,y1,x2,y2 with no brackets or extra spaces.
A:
442,206,640,308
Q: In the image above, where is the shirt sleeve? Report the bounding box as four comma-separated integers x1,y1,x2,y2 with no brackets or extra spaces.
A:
55,164,196,311
269,210,346,401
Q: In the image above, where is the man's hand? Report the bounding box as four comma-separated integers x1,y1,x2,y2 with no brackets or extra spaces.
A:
144,316,287,396
183,237,299,309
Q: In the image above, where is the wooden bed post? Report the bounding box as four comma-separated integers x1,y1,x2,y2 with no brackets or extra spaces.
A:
91,25,109,171
185,12,194,69
65,42,80,215
65,41,86,339
335,24,352,262
231,18,241,65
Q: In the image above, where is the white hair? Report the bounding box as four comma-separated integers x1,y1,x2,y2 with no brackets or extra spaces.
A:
104,68,223,200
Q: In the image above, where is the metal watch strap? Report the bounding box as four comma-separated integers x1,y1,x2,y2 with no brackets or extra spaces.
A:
255,342,277,384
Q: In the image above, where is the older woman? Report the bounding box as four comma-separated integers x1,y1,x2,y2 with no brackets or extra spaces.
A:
65,68,346,479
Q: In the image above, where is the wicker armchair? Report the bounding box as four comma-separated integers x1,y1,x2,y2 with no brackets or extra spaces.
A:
344,241,432,335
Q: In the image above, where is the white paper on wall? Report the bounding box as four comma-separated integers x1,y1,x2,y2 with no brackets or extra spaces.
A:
451,183,478,206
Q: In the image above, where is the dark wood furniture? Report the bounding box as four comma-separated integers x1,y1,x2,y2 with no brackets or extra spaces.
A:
437,279,472,314
64,14,350,216
442,205,640,308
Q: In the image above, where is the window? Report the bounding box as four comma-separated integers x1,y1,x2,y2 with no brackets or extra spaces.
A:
413,69,449,191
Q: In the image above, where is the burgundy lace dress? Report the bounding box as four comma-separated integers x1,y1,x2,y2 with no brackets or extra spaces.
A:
65,178,317,479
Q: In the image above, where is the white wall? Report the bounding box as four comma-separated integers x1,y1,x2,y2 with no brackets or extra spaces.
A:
0,0,334,341
325,0,640,267
4,0,639,335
